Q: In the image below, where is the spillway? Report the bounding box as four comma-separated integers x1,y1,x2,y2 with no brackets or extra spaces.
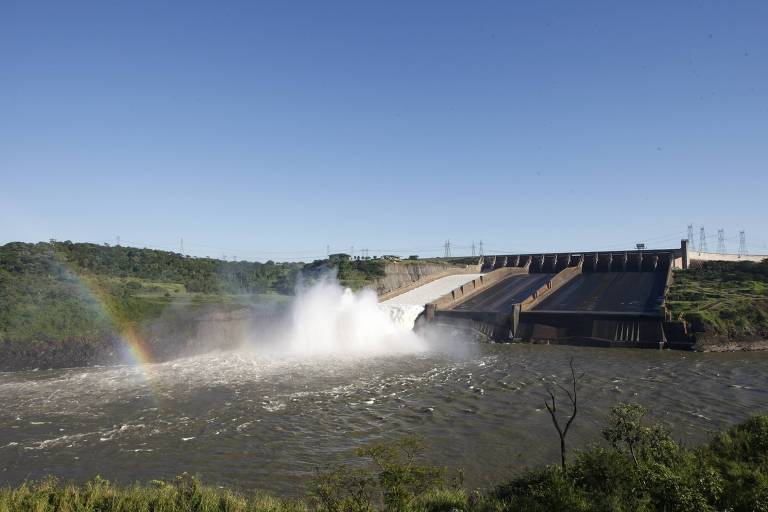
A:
453,273,555,313
418,244,691,347
379,273,483,329
532,272,667,314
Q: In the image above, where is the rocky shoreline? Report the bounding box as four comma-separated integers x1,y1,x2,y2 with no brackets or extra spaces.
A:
692,331,768,352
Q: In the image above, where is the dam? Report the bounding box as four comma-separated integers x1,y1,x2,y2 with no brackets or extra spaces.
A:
383,241,693,348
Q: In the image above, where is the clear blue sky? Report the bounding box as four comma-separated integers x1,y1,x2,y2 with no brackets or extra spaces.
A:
2,1,766,260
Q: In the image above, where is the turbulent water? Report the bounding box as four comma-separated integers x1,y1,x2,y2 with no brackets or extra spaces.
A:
1,342,767,494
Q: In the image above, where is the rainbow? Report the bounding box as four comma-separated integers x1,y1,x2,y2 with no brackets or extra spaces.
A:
52,258,157,368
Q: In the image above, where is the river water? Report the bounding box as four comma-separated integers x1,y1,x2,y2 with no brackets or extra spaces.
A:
1,339,766,495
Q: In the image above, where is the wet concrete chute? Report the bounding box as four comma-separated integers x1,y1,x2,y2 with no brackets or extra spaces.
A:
379,240,695,349
378,273,483,330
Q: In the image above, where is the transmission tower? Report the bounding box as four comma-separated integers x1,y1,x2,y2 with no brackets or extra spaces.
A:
739,231,747,256
443,239,452,258
699,227,708,253
479,240,484,256
717,229,726,254
471,242,476,257
687,224,696,251
116,235,121,246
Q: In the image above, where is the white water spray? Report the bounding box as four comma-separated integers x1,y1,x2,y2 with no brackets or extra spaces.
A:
284,276,426,357
377,303,426,331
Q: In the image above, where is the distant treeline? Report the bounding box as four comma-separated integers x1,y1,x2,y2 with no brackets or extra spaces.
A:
0,241,303,294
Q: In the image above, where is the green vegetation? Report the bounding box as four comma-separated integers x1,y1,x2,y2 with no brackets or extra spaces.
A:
0,475,306,512
0,241,301,344
3,409,767,511
667,259,768,339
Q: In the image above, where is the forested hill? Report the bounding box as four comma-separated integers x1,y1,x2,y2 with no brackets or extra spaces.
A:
0,241,306,348
0,241,303,295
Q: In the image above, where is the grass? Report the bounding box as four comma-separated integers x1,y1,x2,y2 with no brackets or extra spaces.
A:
0,475,307,512
3,411,768,511
666,259,768,338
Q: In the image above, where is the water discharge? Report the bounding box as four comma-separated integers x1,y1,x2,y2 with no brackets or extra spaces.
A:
282,275,426,356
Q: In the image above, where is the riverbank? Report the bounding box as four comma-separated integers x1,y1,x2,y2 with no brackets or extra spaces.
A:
0,303,275,371
3,412,766,511
693,337,768,352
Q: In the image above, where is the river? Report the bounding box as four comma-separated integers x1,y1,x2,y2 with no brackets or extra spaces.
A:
1,340,766,495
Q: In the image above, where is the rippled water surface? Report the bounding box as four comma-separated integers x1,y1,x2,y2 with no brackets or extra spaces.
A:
1,343,767,494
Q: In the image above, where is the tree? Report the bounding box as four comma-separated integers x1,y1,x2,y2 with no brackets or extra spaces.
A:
601,402,675,467
544,357,581,470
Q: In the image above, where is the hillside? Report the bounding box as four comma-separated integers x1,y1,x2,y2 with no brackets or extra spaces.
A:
0,241,303,344
667,259,768,347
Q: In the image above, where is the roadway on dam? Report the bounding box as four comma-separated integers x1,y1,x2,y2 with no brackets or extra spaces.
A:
532,272,667,314
451,273,555,313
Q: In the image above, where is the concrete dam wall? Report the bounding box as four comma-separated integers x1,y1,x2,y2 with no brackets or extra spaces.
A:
423,243,689,348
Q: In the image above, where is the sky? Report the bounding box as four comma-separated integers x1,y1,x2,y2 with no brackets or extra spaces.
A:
2,1,767,261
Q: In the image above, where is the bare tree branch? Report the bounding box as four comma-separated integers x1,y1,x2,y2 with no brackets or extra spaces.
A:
543,357,580,470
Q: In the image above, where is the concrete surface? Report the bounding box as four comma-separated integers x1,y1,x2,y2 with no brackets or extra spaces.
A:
381,273,484,306
452,273,555,313
532,272,667,314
